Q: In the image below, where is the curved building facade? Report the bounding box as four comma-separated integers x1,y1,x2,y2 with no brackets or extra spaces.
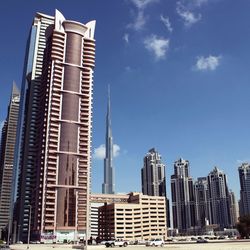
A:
14,10,96,242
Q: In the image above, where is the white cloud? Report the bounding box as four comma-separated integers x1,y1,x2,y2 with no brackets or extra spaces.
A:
113,144,121,157
160,15,173,33
130,0,159,10
144,35,170,60
195,55,221,71
123,33,129,43
193,0,208,7
132,10,146,30
128,0,159,30
93,144,121,160
93,144,106,159
176,2,201,27
179,0,208,8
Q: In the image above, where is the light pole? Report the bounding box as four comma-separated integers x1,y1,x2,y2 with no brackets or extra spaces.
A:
7,218,11,246
17,224,21,243
27,205,31,249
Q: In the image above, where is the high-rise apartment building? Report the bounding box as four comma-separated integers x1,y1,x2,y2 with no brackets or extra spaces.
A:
0,83,20,236
194,177,210,231
141,148,170,227
141,148,166,196
228,190,239,226
14,10,96,242
171,158,196,234
207,167,231,229
0,121,7,195
238,163,250,217
102,88,115,194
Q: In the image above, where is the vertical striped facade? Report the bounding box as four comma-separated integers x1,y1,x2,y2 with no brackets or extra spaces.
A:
238,163,250,217
193,177,210,231
171,158,196,234
141,148,166,197
14,10,96,242
0,84,20,234
207,167,231,229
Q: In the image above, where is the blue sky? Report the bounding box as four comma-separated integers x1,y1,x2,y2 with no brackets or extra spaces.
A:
0,0,250,200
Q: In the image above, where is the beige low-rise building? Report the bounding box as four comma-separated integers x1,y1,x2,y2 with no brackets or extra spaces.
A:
98,192,166,241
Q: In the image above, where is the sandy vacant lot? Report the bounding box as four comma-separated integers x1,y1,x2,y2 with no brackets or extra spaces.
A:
9,241,250,250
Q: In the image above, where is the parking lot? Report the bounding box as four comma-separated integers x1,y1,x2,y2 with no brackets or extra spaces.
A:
9,240,250,250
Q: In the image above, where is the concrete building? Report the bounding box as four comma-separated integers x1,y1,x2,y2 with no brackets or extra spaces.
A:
90,203,103,238
102,87,115,194
238,163,250,217
13,10,96,242
194,177,210,232
141,148,170,227
0,83,20,238
228,190,239,226
207,167,231,229
171,158,196,235
98,192,166,241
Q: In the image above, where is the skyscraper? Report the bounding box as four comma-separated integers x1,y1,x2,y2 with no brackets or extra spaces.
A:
14,10,96,242
238,163,250,217
194,177,210,231
228,190,239,226
207,167,231,229
0,83,20,237
171,158,196,234
141,148,166,196
102,88,115,194
141,148,170,227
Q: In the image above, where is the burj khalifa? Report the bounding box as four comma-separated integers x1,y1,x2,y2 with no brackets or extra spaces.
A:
102,87,115,194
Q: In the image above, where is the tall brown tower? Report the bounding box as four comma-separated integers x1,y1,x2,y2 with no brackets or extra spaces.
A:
14,10,96,242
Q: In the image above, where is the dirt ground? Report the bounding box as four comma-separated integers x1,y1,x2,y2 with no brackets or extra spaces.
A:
9,240,250,250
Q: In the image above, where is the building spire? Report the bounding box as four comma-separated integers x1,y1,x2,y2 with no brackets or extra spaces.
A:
102,85,115,194
106,84,111,141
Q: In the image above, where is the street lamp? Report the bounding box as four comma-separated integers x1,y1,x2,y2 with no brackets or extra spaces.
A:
7,218,11,246
27,205,32,249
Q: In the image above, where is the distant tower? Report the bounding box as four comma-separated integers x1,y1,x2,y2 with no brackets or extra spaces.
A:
141,148,166,196
0,83,20,234
228,190,239,226
194,177,210,231
141,148,170,227
102,87,115,194
171,158,196,234
207,167,231,229
238,163,250,216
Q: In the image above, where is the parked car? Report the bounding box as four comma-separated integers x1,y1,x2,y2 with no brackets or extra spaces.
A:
0,246,10,250
218,236,226,240
146,239,164,247
134,240,146,245
196,238,208,243
105,239,128,247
